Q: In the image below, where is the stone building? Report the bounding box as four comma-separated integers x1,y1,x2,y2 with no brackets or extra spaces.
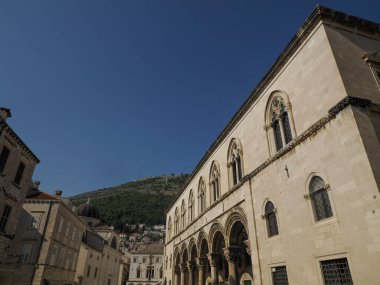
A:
14,187,86,285
0,107,40,284
163,6,380,285
126,244,164,285
74,202,122,285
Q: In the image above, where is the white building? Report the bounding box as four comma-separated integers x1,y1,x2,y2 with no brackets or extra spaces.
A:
127,244,164,285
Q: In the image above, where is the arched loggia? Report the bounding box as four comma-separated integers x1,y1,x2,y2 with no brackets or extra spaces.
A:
189,242,198,285
197,238,211,285
174,250,181,285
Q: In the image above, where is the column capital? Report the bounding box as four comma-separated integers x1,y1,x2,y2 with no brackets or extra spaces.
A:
174,265,181,274
223,246,241,262
207,253,220,267
186,261,195,272
196,257,208,269
243,240,251,256
180,263,187,272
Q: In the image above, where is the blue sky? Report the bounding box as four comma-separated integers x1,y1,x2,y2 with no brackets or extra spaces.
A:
1,1,379,196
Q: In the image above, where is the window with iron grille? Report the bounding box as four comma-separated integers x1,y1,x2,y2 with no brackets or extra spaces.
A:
0,204,12,232
309,176,333,221
272,266,289,285
0,146,10,173
265,201,279,237
14,161,25,185
320,258,353,285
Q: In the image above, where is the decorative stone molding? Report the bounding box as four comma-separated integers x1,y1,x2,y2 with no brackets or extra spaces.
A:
243,240,251,256
207,253,220,267
186,261,195,272
196,257,208,269
174,265,181,274
223,246,241,262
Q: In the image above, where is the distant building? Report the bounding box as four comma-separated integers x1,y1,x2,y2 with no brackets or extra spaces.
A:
126,244,164,285
152,225,165,232
14,188,86,285
0,108,40,285
74,201,122,285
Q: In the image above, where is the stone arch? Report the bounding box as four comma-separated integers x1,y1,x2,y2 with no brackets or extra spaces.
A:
197,230,208,257
225,207,248,245
264,90,291,125
181,243,189,264
174,247,181,266
227,138,244,188
208,221,226,250
188,238,198,261
209,160,221,202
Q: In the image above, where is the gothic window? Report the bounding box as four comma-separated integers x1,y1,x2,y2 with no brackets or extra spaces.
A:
174,208,179,235
265,201,279,237
209,161,220,202
228,139,243,187
265,93,295,154
309,176,333,221
180,200,186,230
14,161,25,185
188,190,194,223
198,178,206,214
0,146,10,173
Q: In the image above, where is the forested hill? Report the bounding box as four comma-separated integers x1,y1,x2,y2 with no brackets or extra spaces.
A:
70,174,189,231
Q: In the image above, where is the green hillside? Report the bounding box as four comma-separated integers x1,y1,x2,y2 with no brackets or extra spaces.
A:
71,174,189,231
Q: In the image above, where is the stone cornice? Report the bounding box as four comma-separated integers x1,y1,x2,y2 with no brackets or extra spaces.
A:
166,6,380,214
0,119,40,163
165,96,379,243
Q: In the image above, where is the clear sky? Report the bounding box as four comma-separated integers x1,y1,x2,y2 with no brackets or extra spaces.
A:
1,1,379,196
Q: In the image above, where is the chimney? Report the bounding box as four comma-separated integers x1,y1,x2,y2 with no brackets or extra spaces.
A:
55,190,63,197
0,108,11,122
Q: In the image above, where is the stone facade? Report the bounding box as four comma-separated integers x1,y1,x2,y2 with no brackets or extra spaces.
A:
74,202,122,285
164,6,380,285
126,244,164,285
13,189,86,285
0,108,39,284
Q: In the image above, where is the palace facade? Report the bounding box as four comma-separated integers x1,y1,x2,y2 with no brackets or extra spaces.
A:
163,6,380,285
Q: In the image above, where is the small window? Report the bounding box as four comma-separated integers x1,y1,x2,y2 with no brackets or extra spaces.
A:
0,146,10,173
14,161,25,185
87,265,91,277
265,201,279,237
272,266,289,285
0,204,12,232
143,257,147,263
94,267,98,278
309,176,333,221
137,267,141,278
228,139,243,186
320,258,353,285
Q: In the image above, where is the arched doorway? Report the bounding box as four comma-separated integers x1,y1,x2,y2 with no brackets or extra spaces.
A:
228,221,253,285
190,243,198,285
197,238,211,285
174,251,181,285
211,231,228,285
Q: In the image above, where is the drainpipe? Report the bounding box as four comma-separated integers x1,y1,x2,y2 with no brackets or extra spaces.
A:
248,179,263,285
30,201,53,285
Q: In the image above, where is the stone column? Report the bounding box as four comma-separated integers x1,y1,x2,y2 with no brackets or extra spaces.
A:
174,265,181,285
180,264,187,285
207,254,220,285
187,261,195,285
196,258,207,285
224,247,240,285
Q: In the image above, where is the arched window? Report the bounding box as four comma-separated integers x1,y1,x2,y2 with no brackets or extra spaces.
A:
265,93,295,153
264,201,279,237
174,208,179,235
198,178,206,214
137,267,141,278
188,190,194,223
160,266,163,278
167,217,172,240
228,139,243,187
180,200,186,230
309,176,333,221
209,161,220,202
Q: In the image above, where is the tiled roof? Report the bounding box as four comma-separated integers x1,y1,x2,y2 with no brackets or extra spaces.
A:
26,188,60,201
133,244,164,255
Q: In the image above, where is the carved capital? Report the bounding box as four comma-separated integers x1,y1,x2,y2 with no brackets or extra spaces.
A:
223,246,240,262
196,257,207,270
303,193,311,200
174,265,181,274
263,123,273,131
207,253,220,267
243,240,251,256
186,261,195,272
